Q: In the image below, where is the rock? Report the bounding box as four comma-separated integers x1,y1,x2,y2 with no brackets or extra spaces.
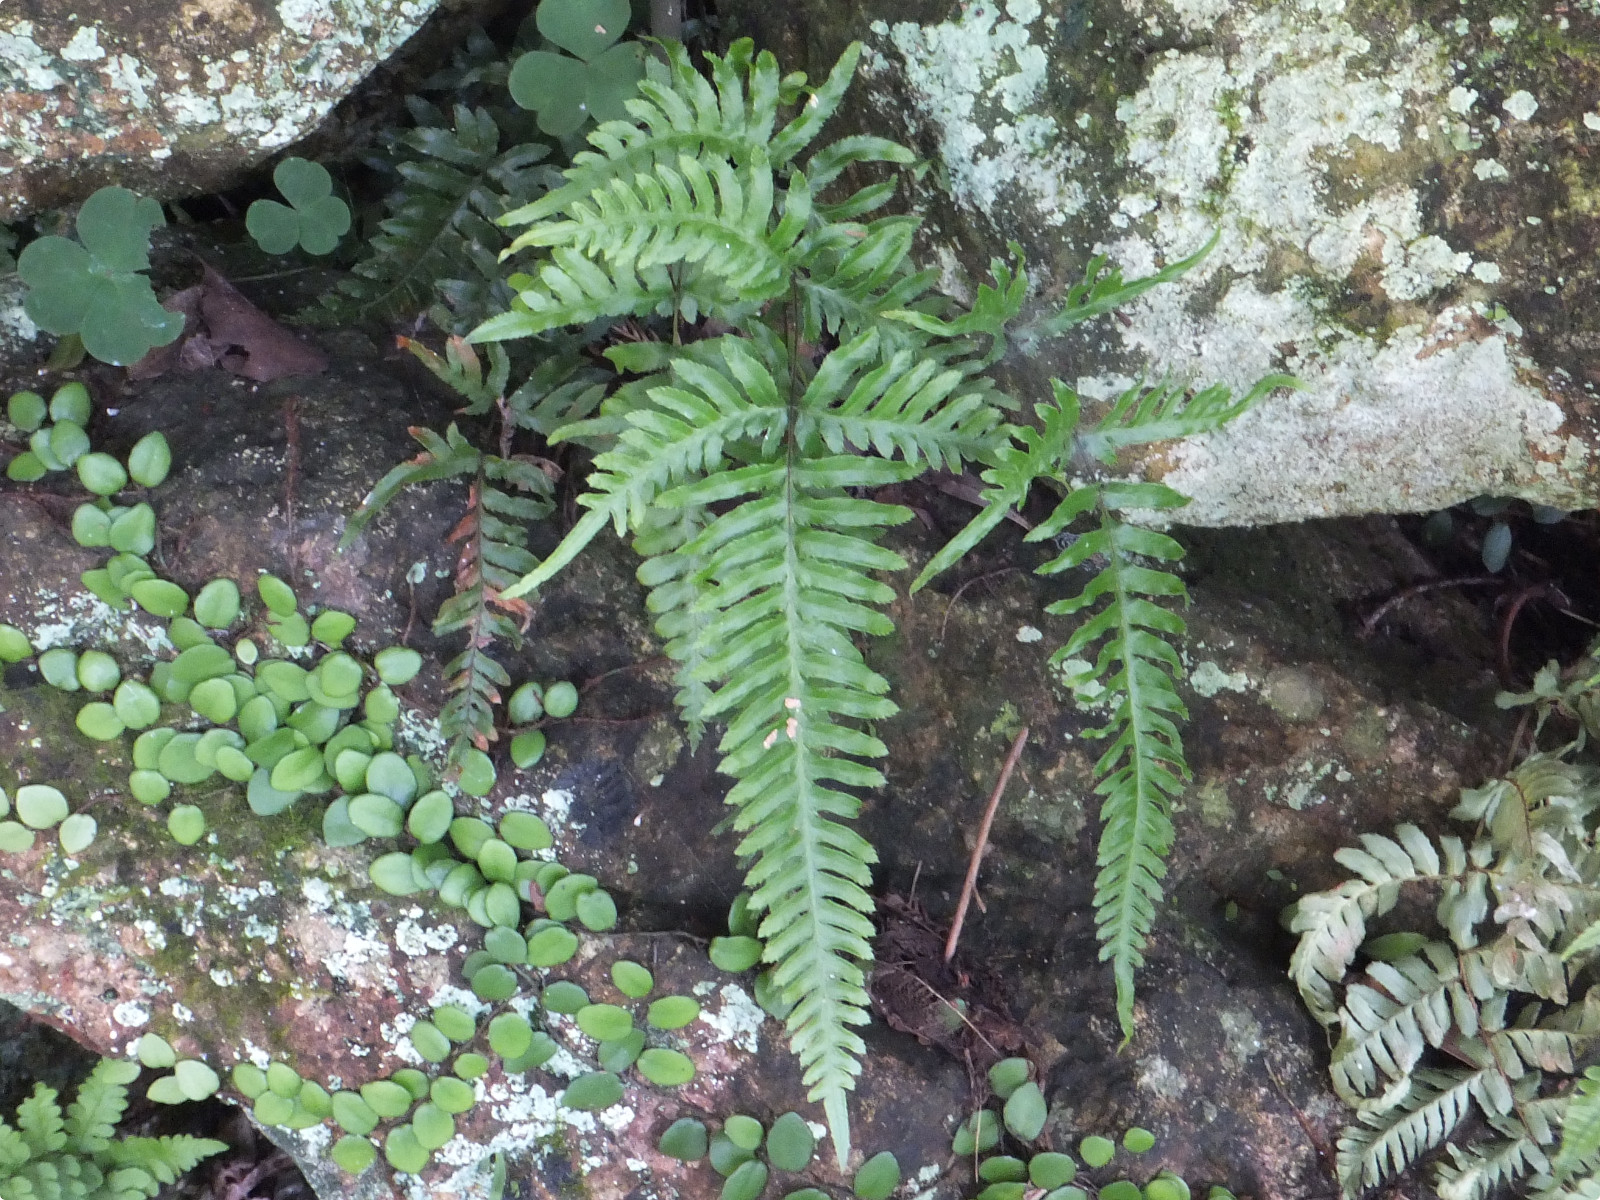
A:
718,0,1600,523
0,0,503,220
0,302,1522,1199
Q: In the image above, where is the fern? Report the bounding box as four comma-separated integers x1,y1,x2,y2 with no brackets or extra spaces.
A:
340,338,566,770
1288,706,1600,1197
304,101,557,333
0,1058,224,1200
467,31,1291,1160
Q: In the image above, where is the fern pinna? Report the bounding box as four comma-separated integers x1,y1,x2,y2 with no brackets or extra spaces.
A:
471,36,1289,1159
0,1057,225,1200
1287,729,1600,1199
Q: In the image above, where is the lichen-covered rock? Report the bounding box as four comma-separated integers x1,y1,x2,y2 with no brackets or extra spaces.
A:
720,0,1600,524
0,0,485,219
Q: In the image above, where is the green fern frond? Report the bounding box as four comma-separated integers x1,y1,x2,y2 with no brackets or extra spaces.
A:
1035,483,1189,1040
15,1088,66,1157
63,1061,135,1156
1556,1069,1600,1179
1076,371,1299,463
1332,942,1475,1102
633,506,717,747
305,103,555,332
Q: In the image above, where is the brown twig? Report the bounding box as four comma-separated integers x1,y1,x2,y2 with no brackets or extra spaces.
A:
1497,582,1565,686
1357,576,1499,639
944,726,1029,963
938,567,1022,644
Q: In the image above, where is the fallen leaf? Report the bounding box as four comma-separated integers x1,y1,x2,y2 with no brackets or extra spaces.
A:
129,265,325,382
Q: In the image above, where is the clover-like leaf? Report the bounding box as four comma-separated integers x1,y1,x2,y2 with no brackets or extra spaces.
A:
18,187,183,366
535,0,628,60
246,158,351,257
585,42,645,122
509,51,591,136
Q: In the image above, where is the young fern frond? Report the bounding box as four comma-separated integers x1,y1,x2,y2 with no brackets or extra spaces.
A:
1036,481,1190,1040
304,102,555,333
0,1059,224,1200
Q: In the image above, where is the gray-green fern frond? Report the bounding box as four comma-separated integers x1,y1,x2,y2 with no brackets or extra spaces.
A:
1287,726,1600,1198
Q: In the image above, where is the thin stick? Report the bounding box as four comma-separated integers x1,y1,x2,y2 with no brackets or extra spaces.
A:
944,726,1029,963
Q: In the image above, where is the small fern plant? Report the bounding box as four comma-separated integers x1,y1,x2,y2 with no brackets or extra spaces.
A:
340,336,605,778
1287,669,1600,1198
461,32,1293,1164
0,1057,226,1200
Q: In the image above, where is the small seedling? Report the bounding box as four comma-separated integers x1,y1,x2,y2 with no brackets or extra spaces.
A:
507,0,643,135
246,158,352,256
17,186,184,365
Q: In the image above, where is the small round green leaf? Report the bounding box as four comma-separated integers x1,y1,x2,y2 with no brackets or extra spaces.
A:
5,451,47,482
137,1033,176,1069
471,963,519,1002
1123,1126,1156,1153
765,1112,814,1171
128,769,171,805
370,851,424,895
168,805,206,844
575,888,617,932
189,677,238,724
1004,1081,1047,1141
497,810,551,854
129,578,188,618
432,1005,478,1042
231,1063,268,1098
0,624,33,663
311,609,356,646
560,1071,623,1112
374,646,422,685
107,503,156,554
193,579,240,628
658,1117,708,1161
542,680,578,718
49,420,89,466
75,649,120,692
1030,1153,1078,1189
257,574,297,616
853,1151,901,1200
430,1075,475,1115
989,1057,1031,1100
76,451,127,495
58,812,96,854
411,1101,455,1151
383,1125,429,1175
541,980,588,1013
611,960,653,999
598,1029,645,1073
724,1115,764,1152
146,1075,189,1105
0,822,35,853
172,642,234,685
75,701,124,740
487,1013,533,1060
331,1135,377,1174
174,1059,220,1100
981,1157,1028,1183
349,792,405,839
39,648,80,690
359,1079,413,1118
71,503,111,547
454,1053,489,1080
332,1091,380,1136
575,1004,632,1042
127,431,171,487
1079,1136,1116,1169
507,681,543,724
16,785,68,829
366,751,416,804
509,728,547,769
953,1110,1001,1156
456,747,496,796
1100,1184,1141,1200
721,1159,769,1200
635,1047,694,1088
526,925,579,967
646,995,700,1030
113,680,160,728
709,936,763,972
8,390,46,430
408,1019,452,1064
1144,1172,1188,1200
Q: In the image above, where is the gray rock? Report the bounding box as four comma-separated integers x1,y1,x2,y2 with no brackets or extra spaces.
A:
719,0,1600,524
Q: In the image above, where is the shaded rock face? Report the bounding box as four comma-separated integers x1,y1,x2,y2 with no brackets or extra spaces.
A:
718,0,1600,524
0,316,1524,1198
0,0,501,219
